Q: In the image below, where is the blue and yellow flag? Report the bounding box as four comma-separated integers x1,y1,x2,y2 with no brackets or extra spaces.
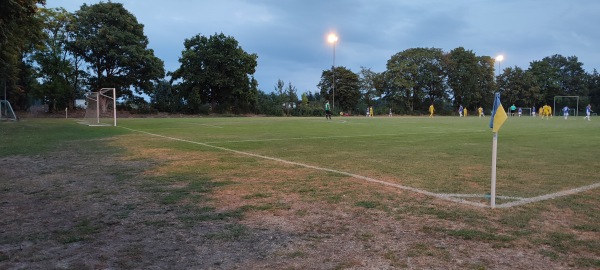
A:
489,93,508,133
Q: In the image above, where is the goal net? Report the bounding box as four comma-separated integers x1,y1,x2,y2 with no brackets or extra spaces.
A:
553,96,579,117
0,100,18,121
83,88,116,126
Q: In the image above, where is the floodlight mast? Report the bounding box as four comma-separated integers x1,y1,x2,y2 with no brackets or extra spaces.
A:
328,33,338,111
495,55,504,76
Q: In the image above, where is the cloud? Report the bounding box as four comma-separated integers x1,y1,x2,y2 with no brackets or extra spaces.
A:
46,0,600,94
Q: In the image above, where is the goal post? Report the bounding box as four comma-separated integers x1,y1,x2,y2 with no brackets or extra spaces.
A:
83,88,117,126
553,96,579,117
0,100,18,121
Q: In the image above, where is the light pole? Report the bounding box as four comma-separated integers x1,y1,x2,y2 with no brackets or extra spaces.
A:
495,54,504,77
495,54,504,116
328,33,338,111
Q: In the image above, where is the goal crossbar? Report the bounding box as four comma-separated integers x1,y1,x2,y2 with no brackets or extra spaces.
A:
553,96,579,117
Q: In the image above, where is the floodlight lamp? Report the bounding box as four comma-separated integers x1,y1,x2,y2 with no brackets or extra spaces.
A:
327,33,338,44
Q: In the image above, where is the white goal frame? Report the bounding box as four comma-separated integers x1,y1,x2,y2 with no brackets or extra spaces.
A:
0,100,18,121
84,88,117,126
553,96,579,117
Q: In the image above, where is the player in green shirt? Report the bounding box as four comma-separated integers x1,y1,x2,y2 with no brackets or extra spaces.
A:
325,100,331,120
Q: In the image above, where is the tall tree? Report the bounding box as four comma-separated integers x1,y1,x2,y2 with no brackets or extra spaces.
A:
151,79,182,113
497,66,539,107
475,56,496,109
318,66,360,112
301,92,308,106
385,47,445,112
546,55,587,96
69,2,164,99
275,79,285,100
358,67,380,106
274,79,289,115
256,90,283,116
31,7,86,112
446,47,480,109
170,33,258,113
528,59,560,105
528,54,587,105
285,82,298,115
587,69,600,108
0,0,45,105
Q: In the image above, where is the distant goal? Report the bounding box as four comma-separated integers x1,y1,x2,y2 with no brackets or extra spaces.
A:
553,96,579,117
83,88,117,126
519,107,531,116
0,100,18,121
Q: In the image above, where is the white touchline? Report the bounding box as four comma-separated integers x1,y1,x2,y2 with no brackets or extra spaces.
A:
495,182,600,208
440,194,524,200
121,127,599,209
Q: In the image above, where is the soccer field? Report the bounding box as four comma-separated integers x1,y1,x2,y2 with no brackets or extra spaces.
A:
3,115,600,268
113,115,600,208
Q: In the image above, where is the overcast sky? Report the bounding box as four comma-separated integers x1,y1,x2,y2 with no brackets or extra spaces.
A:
47,0,600,95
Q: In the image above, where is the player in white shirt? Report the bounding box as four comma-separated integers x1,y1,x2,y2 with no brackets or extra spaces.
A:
584,104,593,121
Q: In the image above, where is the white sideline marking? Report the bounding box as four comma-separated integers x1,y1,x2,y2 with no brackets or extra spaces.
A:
121,127,600,209
495,182,600,208
440,194,524,200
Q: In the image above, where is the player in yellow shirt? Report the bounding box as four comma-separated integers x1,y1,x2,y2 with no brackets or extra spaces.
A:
429,104,435,118
478,106,484,117
463,107,468,117
542,104,551,120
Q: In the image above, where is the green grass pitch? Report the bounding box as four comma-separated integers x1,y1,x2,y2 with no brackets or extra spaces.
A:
5,115,597,207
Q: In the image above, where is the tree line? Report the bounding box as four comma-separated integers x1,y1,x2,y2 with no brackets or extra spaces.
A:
2,1,599,116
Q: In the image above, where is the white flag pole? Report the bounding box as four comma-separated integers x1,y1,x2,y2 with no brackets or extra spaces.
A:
490,132,498,208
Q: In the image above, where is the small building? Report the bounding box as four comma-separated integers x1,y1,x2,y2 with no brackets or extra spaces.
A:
75,99,87,109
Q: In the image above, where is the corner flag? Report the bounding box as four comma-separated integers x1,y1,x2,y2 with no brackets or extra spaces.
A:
489,93,508,133
489,92,508,208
